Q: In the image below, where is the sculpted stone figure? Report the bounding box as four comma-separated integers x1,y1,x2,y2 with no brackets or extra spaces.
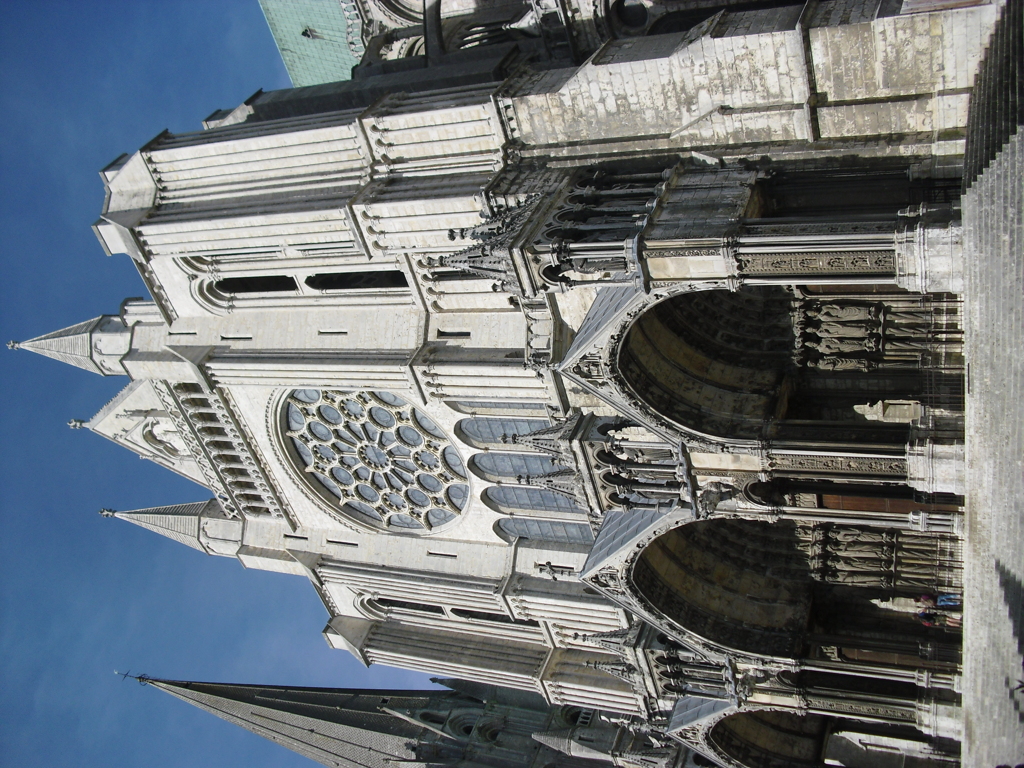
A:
807,356,875,371
805,302,881,324
803,333,881,355
811,320,877,338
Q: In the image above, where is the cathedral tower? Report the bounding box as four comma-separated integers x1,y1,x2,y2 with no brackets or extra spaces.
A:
11,0,1017,765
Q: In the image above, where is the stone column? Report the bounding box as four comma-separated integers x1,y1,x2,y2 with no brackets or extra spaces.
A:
906,440,965,496
894,204,964,294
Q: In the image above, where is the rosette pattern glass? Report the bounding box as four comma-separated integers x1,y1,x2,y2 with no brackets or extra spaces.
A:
283,389,468,532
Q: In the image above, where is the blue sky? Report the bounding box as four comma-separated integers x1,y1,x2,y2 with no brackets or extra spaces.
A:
0,3,433,766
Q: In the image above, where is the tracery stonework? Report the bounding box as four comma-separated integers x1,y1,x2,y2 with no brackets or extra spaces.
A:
283,389,468,532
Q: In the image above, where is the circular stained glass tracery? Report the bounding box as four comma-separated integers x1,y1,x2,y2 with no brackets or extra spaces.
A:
283,389,467,532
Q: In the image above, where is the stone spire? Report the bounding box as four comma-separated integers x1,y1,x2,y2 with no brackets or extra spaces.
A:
141,678,448,768
102,500,221,552
11,314,130,375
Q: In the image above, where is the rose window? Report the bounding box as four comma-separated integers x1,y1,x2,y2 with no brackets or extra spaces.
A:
283,389,468,532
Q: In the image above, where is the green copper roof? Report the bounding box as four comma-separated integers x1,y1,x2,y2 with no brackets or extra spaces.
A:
258,0,364,87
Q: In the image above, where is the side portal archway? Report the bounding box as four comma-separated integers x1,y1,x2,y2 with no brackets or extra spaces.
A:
617,288,920,445
618,287,792,440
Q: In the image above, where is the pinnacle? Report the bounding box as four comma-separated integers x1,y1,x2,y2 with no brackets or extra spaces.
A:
108,501,214,552
15,316,105,374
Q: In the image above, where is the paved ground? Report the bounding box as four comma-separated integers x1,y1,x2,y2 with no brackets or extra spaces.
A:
962,118,1024,768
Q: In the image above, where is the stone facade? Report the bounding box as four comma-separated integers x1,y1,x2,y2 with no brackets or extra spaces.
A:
12,1,1011,766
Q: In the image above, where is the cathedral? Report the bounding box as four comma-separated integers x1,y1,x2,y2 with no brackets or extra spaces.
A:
10,0,1023,766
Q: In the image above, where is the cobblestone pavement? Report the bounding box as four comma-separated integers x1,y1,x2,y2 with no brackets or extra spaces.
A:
962,127,1023,768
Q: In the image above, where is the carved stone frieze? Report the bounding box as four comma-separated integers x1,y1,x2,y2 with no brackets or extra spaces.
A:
739,221,896,237
649,248,722,259
803,697,915,722
737,250,895,276
647,278,733,294
768,453,908,477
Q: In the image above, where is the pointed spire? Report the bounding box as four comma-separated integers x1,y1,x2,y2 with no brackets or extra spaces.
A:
515,468,585,504
440,242,517,287
14,317,105,373
585,659,640,685
103,500,219,552
531,728,573,754
438,196,543,291
141,678,455,768
12,314,130,375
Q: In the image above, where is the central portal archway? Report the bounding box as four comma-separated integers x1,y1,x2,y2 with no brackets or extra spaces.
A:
630,519,812,656
630,519,961,658
709,711,831,768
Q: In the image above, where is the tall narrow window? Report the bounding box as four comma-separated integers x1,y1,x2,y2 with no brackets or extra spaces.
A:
457,417,550,449
305,271,408,291
470,453,565,482
497,518,594,544
376,598,444,615
485,486,586,515
451,608,539,627
215,275,297,294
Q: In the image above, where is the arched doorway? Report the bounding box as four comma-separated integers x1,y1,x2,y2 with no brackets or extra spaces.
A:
707,710,960,768
708,711,830,768
617,288,923,445
630,519,962,658
631,519,813,656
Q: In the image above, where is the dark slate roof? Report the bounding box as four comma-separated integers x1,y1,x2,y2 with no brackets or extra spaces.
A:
146,679,442,768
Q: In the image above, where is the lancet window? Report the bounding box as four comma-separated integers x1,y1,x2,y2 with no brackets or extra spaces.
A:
456,417,550,449
376,597,445,615
214,275,298,294
497,518,594,544
450,608,539,627
469,452,565,482
198,268,413,313
485,486,586,516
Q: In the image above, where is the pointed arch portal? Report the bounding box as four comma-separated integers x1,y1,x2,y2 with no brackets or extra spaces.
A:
631,519,813,657
709,711,830,768
630,519,962,659
616,288,922,445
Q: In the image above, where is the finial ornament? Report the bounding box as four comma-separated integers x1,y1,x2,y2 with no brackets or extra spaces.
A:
99,508,116,517
114,669,150,684
68,419,86,429
6,340,20,350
